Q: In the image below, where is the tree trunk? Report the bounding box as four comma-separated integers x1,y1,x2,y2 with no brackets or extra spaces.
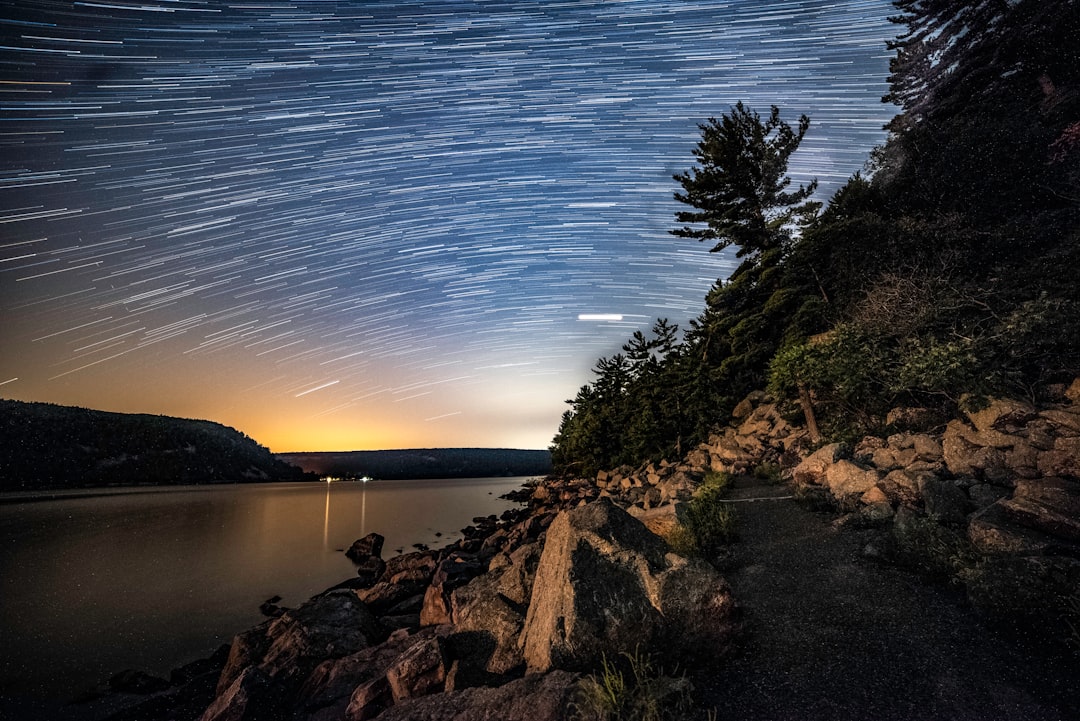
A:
798,383,822,444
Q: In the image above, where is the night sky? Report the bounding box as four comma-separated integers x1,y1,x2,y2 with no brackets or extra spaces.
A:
1,0,897,453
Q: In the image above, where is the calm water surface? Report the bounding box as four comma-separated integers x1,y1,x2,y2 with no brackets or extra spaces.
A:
0,477,529,706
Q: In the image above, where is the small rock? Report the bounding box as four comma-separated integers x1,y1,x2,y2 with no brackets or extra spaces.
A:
346,533,386,564
385,636,450,703
824,459,881,498
355,556,387,587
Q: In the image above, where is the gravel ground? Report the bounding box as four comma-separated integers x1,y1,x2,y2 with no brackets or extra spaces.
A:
694,476,1080,721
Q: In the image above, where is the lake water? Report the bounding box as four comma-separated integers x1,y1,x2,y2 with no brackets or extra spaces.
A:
0,477,530,710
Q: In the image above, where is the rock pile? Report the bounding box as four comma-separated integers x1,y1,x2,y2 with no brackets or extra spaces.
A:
576,384,1078,650
101,382,1080,721
785,389,1080,642
190,488,735,721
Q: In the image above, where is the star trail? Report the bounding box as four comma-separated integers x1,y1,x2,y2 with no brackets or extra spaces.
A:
1,0,897,452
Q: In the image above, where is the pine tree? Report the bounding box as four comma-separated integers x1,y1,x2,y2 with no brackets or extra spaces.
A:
671,102,819,262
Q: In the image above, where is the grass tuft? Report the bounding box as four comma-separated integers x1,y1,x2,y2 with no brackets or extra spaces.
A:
752,462,782,483
572,648,692,721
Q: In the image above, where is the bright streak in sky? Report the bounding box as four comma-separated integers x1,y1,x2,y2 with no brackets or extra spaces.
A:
295,380,340,398
578,314,625,322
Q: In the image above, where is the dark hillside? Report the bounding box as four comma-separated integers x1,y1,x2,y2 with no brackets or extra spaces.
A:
278,448,552,480
0,399,308,491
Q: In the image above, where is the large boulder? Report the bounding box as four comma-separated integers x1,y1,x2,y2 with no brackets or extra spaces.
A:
356,582,423,616
824,459,881,498
942,420,981,477
1037,435,1080,478
918,475,969,526
297,628,435,721
791,443,846,487
420,555,483,627
385,636,450,703
967,503,1065,556
519,499,735,674
449,572,527,678
1000,476,1080,542
263,593,385,684
965,397,1036,435
201,667,287,721
215,591,386,699
382,551,438,586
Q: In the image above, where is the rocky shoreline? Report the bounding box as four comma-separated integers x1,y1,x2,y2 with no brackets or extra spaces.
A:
79,382,1080,721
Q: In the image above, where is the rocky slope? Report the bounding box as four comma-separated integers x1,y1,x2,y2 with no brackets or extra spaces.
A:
83,382,1080,720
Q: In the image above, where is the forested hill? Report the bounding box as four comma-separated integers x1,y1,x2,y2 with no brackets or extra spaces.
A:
0,399,308,492
551,0,1080,475
278,448,552,480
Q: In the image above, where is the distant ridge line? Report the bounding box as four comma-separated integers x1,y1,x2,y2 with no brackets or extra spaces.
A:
277,447,552,480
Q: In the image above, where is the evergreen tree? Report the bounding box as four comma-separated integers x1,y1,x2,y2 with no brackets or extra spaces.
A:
672,102,819,260
673,103,821,423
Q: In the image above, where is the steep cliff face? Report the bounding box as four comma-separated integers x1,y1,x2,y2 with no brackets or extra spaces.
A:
0,399,308,491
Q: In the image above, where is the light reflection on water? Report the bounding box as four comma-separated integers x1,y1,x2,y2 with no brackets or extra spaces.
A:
0,477,529,704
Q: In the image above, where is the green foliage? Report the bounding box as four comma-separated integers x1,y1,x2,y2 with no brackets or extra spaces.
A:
891,336,977,398
768,325,891,431
682,484,738,556
752,462,782,484
896,512,980,582
553,0,1080,474
672,102,819,256
701,470,733,493
665,474,737,557
573,649,692,721
551,320,700,475
663,524,700,558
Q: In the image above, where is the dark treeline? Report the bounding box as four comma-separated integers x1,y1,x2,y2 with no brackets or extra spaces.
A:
552,0,1080,476
277,448,552,480
0,399,309,491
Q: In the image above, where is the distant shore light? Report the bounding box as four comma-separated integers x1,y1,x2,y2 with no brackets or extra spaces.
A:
578,313,623,321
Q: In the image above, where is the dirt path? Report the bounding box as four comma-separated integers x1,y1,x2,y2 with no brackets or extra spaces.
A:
695,476,1079,721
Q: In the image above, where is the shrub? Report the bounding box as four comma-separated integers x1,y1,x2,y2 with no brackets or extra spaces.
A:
573,648,692,721
752,462,782,483
701,470,733,492
663,524,700,558
682,486,738,555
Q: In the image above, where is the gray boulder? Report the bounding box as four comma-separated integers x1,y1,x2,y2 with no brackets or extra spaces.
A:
824,459,881,498
791,443,846,487
519,498,735,674
200,667,287,721
450,571,527,677
386,635,450,703
213,590,386,710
